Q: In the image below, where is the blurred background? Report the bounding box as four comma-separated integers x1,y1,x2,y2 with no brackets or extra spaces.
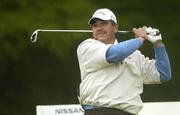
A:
0,0,180,114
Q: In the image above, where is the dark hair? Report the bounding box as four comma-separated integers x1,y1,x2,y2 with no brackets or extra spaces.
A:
110,20,118,27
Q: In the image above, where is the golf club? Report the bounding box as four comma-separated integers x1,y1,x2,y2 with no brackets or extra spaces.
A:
30,29,132,43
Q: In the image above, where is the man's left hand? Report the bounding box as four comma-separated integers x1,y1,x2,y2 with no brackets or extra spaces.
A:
145,27,162,44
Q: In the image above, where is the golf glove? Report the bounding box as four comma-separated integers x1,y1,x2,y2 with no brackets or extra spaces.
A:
145,27,162,43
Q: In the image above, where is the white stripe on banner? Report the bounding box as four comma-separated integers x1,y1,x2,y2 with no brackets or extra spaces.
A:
36,102,180,115
36,104,84,115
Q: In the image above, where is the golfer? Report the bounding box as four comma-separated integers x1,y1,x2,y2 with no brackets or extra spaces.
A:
77,8,171,115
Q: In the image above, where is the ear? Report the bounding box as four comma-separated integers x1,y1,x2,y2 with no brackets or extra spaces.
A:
114,24,119,33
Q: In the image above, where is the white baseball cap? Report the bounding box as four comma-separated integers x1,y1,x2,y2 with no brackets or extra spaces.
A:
88,8,117,24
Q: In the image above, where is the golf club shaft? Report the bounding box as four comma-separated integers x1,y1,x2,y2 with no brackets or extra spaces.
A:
36,29,131,33
31,29,132,43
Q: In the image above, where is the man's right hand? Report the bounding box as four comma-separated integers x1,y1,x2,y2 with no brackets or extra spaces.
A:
133,27,148,42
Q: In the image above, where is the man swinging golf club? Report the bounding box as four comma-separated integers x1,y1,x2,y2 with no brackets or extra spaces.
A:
77,8,172,115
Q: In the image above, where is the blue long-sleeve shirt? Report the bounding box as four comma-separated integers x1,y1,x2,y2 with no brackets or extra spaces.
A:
106,38,171,82
154,46,171,82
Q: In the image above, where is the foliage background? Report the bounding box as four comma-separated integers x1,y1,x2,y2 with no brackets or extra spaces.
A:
0,0,179,114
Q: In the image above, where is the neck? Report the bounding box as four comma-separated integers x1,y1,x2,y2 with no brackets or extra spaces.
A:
105,38,115,44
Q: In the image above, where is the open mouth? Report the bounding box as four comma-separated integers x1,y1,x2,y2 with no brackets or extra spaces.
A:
96,31,106,37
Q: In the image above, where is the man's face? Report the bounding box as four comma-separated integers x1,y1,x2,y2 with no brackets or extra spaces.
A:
91,19,118,44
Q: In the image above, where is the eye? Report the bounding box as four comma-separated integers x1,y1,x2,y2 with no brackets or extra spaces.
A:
101,21,108,25
93,23,97,27
102,21,106,25
92,23,98,28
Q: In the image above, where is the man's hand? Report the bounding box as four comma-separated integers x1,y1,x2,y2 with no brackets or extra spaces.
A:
133,27,148,42
145,27,162,44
